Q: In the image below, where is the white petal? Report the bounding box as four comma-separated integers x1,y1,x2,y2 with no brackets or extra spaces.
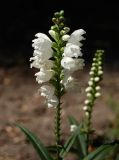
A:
32,33,53,54
63,43,82,58
47,96,59,108
33,49,53,60
40,85,55,99
35,70,53,84
35,33,52,42
30,55,53,69
68,29,86,44
61,57,85,71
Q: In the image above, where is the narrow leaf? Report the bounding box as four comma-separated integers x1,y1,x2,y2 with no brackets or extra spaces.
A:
68,116,79,126
68,116,87,157
60,132,77,158
16,124,53,160
83,143,118,160
77,131,87,156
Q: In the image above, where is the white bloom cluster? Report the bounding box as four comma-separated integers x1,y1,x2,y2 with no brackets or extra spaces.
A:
61,29,86,89
30,33,58,107
30,29,86,107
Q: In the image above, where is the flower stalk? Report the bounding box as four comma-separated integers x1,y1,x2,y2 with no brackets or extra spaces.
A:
30,10,86,160
49,11,66,158
82,50,104,154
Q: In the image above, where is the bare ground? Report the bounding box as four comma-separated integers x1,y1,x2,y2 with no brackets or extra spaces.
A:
0,66,119,160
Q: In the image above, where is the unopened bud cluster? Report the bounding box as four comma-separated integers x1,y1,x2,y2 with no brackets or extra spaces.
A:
83,50,104,132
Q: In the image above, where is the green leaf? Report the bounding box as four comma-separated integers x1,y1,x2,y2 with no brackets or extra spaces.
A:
16,124,53,160
68,116,79,126
68,116,87,157
77,131,87,157
60,131,77,158
83,143,119,160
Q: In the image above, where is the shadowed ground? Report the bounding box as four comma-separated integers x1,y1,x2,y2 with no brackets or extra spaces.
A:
0,65,119,160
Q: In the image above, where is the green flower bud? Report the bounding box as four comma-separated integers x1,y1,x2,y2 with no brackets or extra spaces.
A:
51,25,57,31
59,16,64,22
54,12,60,18
60,30,66,35
60,10,64,16
52,18,57,24
64,27,70,33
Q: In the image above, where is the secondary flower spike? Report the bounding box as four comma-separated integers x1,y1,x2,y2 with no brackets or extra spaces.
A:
30,10,86,107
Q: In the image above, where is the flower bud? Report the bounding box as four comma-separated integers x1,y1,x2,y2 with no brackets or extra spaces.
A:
85,87,92,92
62,34,70,41
93,58,96,61
95,86,101,91
64,27,70,33
51,25,57,31
89,71,94,75
95,92,101,97
49,30,56,39
70,124,77,132
98,70,103,75
90,78,94,81
98,66,102,70
84,100,90,105
92,63,96,66
94,77,100,82
59,16,64,22
60,30,66,35
60,10,64,16
85,112,89,117
83,106,88,111
98,61,102,65
91,67,96,71
87,93,92,97
54,12,60,18
88,80,93,86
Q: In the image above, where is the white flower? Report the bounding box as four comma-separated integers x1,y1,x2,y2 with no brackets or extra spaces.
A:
61,57,84,71
61,71,81,92
33,49,53,61
40,85,55,99
32,33,53,55
68,29,86,44
47,95,59,108
35,70,53,84
63,43,82,58
30,57,53,69
70,124,77,132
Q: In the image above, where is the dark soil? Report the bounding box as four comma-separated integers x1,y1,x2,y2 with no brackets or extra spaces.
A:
0,66,119,160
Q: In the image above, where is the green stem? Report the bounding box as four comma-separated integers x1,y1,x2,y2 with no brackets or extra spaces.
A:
85,102,94,155
85,111,91,155
55,102,62,160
